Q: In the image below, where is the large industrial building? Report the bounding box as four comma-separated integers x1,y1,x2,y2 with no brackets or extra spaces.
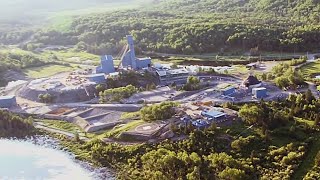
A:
96,55,115,74
120,35,151,70
95,35,151,75
157,68,190,84
0,96,17,108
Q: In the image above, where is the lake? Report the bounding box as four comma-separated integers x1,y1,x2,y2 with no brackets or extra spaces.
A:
0,137,114,180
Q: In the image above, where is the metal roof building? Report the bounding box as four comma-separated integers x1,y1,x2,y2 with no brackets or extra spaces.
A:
192,119,209,128
0,96,17,108
201,110,226,120
96,55,115,74
87,74,106,83
222,86,235,96
252,87,267,99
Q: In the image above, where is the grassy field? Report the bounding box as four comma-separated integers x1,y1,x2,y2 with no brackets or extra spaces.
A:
229,65,250,77
39,119,101,138
104,120,145,138
24,64,76,78
299,60,320,78
42,50,100,64
40,119,82,133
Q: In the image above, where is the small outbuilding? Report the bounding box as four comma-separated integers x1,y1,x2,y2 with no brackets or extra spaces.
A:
242,75,261,88
246,62,258,69
192,120,209,128
252,87,267,99
222,86,235,96
87,74,106,83
201,110,226,121
0,96,17,108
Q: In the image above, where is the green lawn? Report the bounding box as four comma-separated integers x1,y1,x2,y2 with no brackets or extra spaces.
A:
24,64,76,78
299,60,320,78
40,119,82,133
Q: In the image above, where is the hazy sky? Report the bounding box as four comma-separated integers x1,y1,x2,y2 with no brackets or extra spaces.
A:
0,0,144,23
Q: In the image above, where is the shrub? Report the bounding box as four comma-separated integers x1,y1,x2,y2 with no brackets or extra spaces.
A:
140,102,177,122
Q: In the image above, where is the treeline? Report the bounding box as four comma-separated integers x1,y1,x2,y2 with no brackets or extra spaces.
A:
0,29,33,45
239,90,320,129
63,119,318,179
140,101,177,122
57,90,320,179
99,85,137,103
0,110,35,137
260,59,306,89
13,0,320,55
0,49,70,86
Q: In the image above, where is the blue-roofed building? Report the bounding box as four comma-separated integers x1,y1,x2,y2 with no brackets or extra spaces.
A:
0,96,17,108
252,87,267,99
96,55,115,74
201,109,226,121
222,86,235,96
192,119,209,128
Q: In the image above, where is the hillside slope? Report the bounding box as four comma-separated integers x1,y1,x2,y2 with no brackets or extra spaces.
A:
0,0,149,24
3,0,320,54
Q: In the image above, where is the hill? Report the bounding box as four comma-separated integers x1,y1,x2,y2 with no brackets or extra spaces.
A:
0,0,148,24
1,0,320,55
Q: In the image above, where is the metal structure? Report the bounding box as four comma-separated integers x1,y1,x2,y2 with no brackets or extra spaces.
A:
119,35,151,70
96,55,115,74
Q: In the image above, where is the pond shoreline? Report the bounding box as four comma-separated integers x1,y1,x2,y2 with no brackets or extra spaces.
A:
0,135,115,180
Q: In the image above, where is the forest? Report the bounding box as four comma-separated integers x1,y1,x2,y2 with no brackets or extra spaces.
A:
58,92,320,179
1,0,319,56
0,110,35,137
0,49,68,86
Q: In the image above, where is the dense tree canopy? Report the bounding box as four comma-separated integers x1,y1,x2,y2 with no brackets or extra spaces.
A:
0,110,35,137
140,101,177,122
1,0,320,55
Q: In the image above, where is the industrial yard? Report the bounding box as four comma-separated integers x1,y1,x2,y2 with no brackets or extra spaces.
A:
0,35,318,143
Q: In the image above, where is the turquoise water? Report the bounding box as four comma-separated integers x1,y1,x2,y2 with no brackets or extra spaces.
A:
0,138,113,180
